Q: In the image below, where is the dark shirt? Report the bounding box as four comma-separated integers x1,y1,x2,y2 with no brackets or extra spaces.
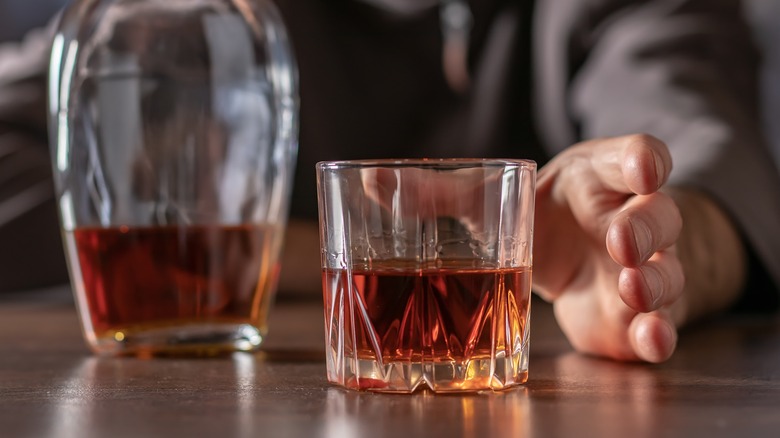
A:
280,0,543,219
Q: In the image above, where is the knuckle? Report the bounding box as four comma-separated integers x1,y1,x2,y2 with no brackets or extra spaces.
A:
626,133,665,151
626,133,672,166
622,134,672,193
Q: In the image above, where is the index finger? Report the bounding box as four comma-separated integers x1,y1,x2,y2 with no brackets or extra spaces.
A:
586,133,673,195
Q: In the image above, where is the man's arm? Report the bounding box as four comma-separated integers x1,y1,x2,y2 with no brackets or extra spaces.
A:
534,0,780,326
666,188,748,325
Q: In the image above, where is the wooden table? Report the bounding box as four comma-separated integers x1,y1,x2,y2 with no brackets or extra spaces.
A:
1,288,779,438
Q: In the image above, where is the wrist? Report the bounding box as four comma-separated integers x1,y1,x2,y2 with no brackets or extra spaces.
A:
664,187,747,326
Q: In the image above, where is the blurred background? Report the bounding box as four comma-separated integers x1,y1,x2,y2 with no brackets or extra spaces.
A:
0,0,66,41
0,0,778,295
1,0,777,162
746,0,780,168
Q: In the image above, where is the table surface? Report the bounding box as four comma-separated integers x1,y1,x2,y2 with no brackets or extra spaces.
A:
1,288,779,438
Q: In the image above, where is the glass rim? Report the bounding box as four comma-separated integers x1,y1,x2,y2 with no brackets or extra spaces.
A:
316,158,536,170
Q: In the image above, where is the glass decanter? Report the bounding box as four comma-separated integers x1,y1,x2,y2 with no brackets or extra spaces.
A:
48,0,298,356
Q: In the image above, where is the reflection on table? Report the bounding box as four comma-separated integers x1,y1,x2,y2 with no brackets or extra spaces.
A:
1,290,778,438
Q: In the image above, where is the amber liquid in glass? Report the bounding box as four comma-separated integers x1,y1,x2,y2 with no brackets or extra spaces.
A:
322,264,531,391
68,224,281,356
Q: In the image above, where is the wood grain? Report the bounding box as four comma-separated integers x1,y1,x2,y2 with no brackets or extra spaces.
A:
1,289,778,438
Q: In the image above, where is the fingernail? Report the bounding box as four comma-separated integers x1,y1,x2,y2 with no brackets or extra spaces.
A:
644,267,663,308
653,151,665,189
629,217,653,263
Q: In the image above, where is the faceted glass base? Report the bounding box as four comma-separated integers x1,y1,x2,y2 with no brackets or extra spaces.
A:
322,265,532,393
87,323,264,357
327,346,529,393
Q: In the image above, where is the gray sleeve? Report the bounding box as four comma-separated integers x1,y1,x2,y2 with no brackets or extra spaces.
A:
534,0,780,290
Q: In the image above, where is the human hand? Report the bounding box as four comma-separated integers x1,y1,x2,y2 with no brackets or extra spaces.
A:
534,134,684,363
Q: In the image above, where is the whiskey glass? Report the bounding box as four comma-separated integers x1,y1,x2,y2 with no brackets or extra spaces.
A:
316,159,536,392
